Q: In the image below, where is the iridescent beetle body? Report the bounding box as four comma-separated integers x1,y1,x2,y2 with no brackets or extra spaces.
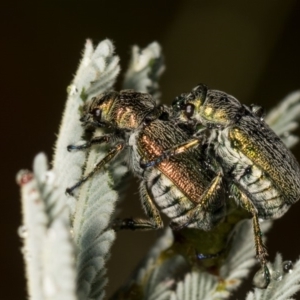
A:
136,118,225,230
173,85,300,220
67,90,226,233
144,84,300,287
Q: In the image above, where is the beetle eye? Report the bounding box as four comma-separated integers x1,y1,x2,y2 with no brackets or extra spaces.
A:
185,104,195,119
91,108,101,119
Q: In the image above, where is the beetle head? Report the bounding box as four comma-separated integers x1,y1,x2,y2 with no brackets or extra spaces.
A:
172,84,208,123
80,92,118,127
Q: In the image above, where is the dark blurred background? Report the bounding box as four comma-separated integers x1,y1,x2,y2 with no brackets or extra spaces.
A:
2,0,300,299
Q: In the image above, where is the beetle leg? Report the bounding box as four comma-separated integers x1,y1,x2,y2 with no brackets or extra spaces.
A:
231,184,270,288
140,138,201,168
170,173,224,231
113,182,164,231
67,134,112,151
66,143,124,195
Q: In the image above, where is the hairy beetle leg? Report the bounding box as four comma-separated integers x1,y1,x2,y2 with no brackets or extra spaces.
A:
67,135,112,151
234,184,270,288
140,138,201,168
66,143,124,195
112,182,164,231
170,173,224,230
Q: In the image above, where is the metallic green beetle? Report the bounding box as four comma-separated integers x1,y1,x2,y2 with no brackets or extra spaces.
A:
143,84,300,287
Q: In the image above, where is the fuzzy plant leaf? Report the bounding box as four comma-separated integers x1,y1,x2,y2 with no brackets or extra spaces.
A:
57,40,123,300
42,218,77,300
19,39,122,300
170,272,224,300
72,141,123,300
17,153,77,300
52,39,120,215
110,228,186,300
265,90,300,148
123,42,165,101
